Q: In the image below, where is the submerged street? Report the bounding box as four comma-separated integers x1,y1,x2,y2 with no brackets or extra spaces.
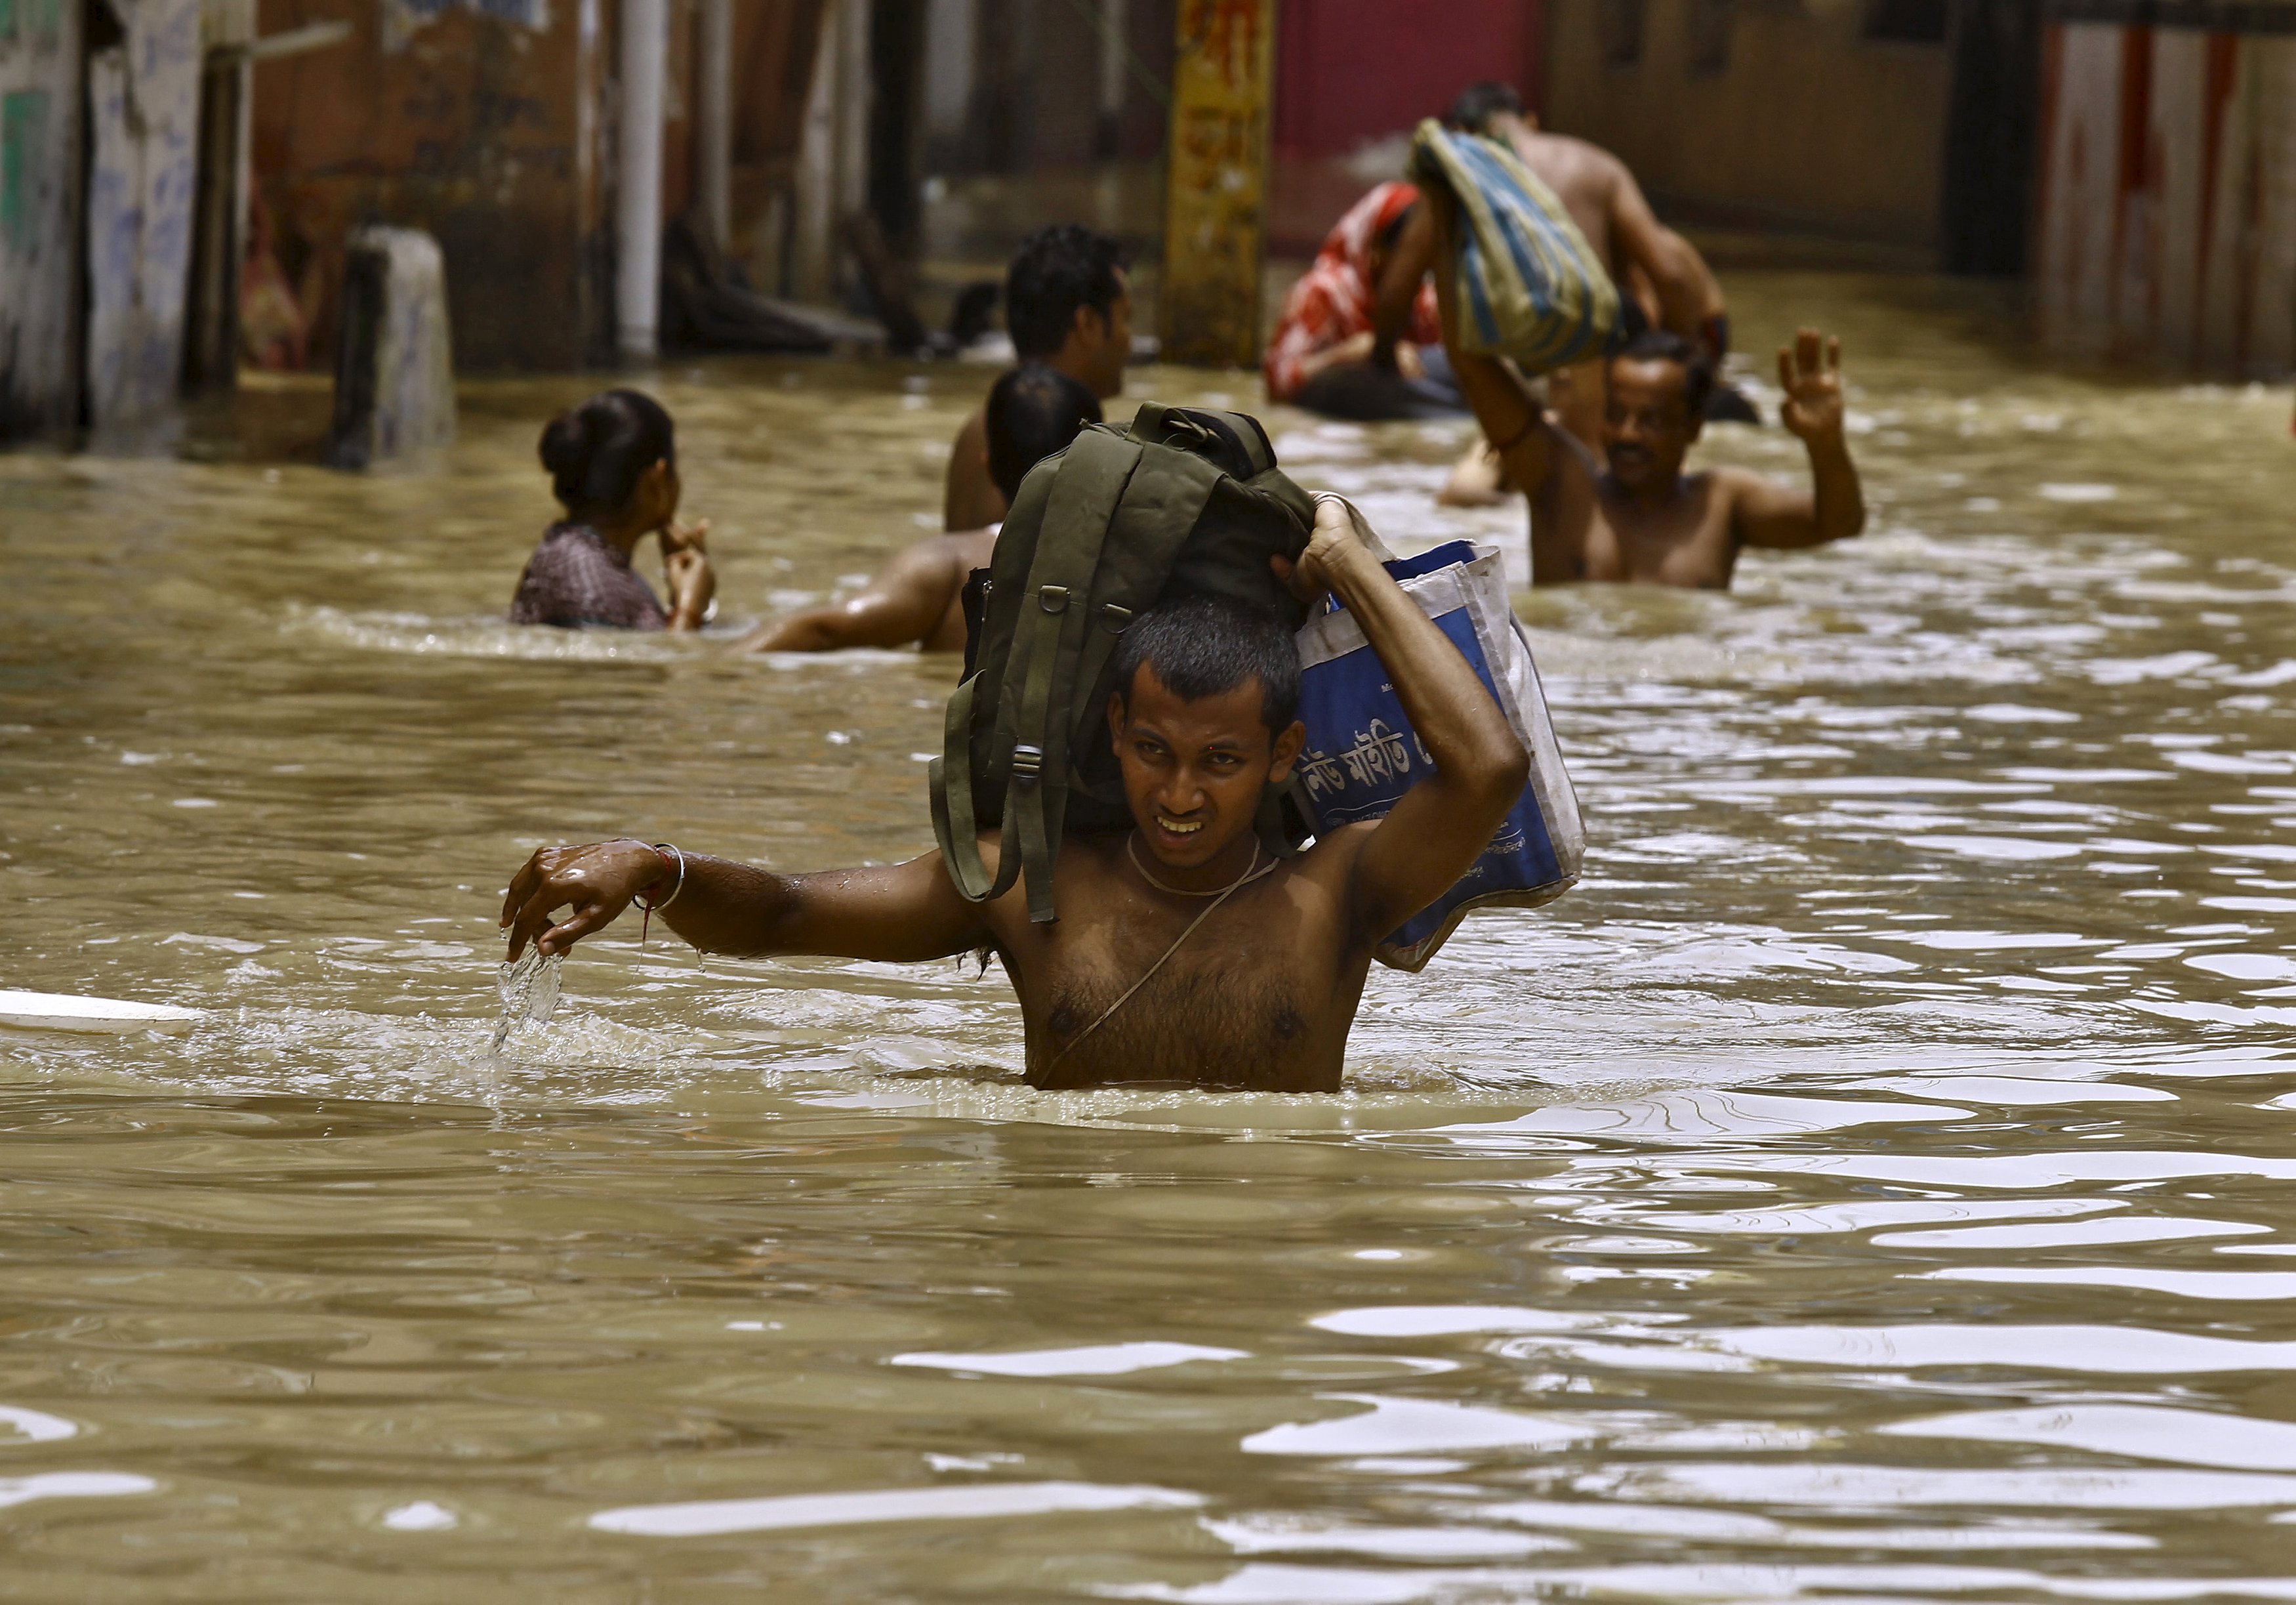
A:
5,268,2296,1598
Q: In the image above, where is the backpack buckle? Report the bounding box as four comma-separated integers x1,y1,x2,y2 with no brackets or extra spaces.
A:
1010,743,1044,782
1099,604,1133,633
1038,585,1069,613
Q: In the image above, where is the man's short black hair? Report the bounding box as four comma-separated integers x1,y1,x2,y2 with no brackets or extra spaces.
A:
1446,80,1525,133
1612,328,1717,419
984,364,1102,503
1006,224,1130,362
1111,593,1301,737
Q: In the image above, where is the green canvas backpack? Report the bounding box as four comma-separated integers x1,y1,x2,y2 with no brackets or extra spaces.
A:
930,402,1319,924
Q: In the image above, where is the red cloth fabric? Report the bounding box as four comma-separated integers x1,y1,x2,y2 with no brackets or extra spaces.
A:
1264,181,1442,403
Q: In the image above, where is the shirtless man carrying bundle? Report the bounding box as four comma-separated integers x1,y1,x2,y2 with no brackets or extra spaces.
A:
501,500,1528,1092
1379,82,1750,505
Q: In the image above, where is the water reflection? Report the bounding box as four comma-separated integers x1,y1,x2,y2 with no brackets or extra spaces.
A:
1,272,2295,1596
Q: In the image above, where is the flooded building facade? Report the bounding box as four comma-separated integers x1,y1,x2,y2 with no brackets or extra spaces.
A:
1538,0,2001,254
249,0,833,373
917,0,1548,257
1,0,86,436
2,0,213,439
1540,0,2296,381
2034,0,2296,376
0,0,840,444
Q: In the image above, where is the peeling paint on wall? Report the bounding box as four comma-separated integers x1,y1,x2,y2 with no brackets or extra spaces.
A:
2038,19,2296,376
1,89,46,251
85,0,202,432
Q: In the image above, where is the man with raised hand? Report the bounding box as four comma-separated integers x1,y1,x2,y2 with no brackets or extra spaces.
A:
1425,150,1866,591
1454,320,1866,591
501,501,1527,1092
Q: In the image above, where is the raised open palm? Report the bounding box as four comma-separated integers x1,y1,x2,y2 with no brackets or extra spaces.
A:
1776,327,1845,443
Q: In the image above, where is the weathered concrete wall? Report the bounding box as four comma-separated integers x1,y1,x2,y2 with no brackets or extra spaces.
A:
923,0,1171,175
2036,17,2296,376
252,0,604,371
1542,0,1953,247
0,0,84,439
85,0,205,434
721,0,831,290
251,0,827,371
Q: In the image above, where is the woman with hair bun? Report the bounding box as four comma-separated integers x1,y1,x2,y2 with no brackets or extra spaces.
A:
510,388,716,630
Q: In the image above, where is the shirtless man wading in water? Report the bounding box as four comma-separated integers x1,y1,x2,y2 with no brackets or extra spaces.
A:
499,501,1528,1092
1425,183,1868,590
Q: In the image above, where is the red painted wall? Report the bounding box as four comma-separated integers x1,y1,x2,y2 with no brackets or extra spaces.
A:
1273,0,1542,158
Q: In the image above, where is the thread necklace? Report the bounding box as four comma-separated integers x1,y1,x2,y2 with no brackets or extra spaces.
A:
1126,831,1276,898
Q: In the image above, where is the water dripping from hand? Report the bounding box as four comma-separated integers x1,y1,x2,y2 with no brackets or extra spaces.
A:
491,947,564,1057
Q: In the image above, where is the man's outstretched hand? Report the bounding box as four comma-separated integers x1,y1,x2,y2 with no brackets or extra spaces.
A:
1777,327,1847,445
501,839,668,960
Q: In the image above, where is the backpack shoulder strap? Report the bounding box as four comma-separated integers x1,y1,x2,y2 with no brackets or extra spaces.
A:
932,453,1065,904
931,673,1006,902
998,426,1144,921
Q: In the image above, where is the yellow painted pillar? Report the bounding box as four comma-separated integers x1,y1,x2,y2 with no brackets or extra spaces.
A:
1159,0,1277,369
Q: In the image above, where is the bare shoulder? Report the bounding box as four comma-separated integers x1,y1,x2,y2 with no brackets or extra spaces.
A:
1707,464,1774,504
1707,465,1797,543
1528,131,1626,183
956,829,1018,935
973,831,1124,938
943,526,998,571
880,532,966,581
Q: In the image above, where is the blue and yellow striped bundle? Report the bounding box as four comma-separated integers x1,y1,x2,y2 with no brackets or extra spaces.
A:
1410,119,1622,373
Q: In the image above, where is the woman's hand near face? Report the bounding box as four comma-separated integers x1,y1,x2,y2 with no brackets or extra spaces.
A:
661,516,714,630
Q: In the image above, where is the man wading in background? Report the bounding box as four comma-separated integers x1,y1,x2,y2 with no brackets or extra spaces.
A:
740,365,1101,656
1383,81,1746,505
943,226,1133,532
1450,320,1867,591
1425,171,1868,591
500,501,1528,1093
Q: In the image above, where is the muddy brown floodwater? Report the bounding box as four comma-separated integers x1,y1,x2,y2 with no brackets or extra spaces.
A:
5,271,2296,1601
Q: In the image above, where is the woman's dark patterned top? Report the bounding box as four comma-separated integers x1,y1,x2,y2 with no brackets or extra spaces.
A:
508,524,668,630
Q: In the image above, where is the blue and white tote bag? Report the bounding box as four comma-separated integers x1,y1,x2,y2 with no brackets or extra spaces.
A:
1292,525,1583,971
